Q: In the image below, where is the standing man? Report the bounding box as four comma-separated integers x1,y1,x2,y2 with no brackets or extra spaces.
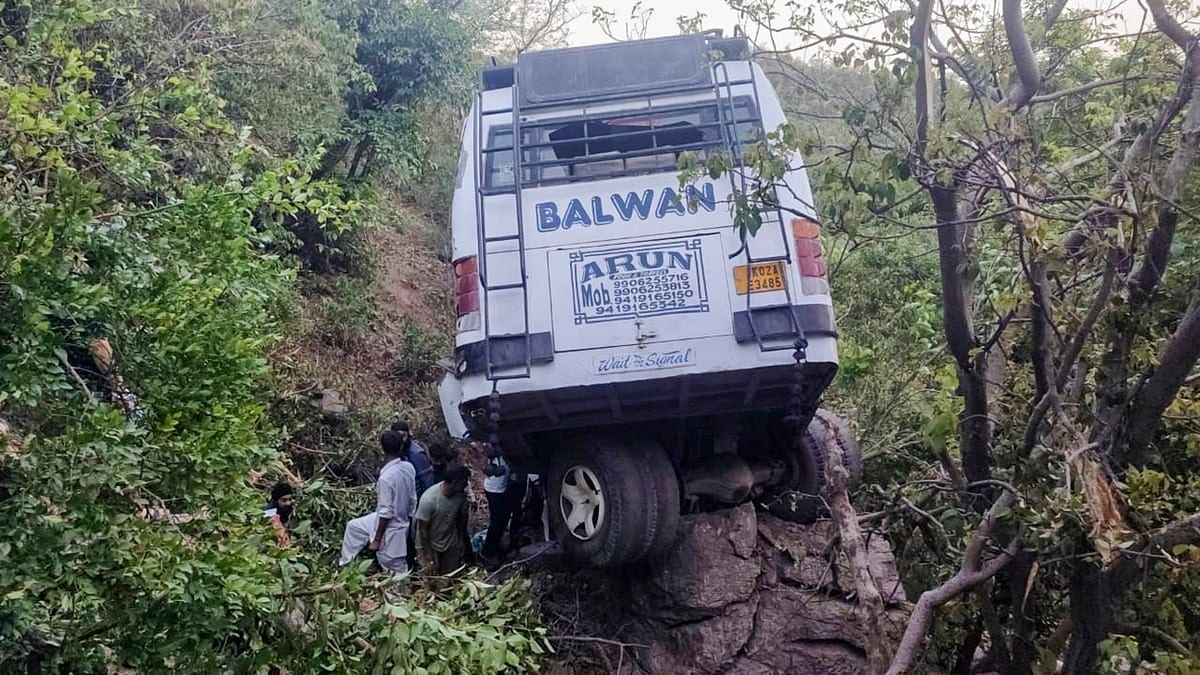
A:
481,443,514,566
391,421,435,497
392,420,435,571
338,430,417,574
413,465,472,575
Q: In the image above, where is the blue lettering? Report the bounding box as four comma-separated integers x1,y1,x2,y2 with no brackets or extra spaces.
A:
536,202,560,232
686,184,717,213
611,190,655,221
579,282,610,306
581,262,605,283
636,251,664,269
591,196,614,225
656,187,687,218
605,254,636,275
563,199,592,228
667,251,693,270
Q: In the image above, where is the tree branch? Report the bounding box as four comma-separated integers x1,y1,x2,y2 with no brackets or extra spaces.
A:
1056,256,1117,392
1002,0,1041,109
912,0,937,151
1064,48,1196,256
827,428,893,673
1145,0,1193,49
885,492,1021,675
1030,76,1140,104
1129,42,1200,306
1124,292,1200,456
1108,512,1200,588
1042,0,1070,31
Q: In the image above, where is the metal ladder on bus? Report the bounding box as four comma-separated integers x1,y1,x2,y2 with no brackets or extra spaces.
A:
713,61,804,353
473,71,533,381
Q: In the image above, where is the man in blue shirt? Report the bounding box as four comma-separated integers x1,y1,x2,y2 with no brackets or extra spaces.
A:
391,420,435,496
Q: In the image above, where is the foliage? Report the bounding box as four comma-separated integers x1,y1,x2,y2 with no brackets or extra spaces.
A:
0,0,544,671
316,0,477,183
368,578,550,674
391,317,450,385
314,273,381,350
701,0,1200,670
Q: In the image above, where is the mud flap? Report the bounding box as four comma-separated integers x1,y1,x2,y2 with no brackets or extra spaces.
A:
438,374,469,438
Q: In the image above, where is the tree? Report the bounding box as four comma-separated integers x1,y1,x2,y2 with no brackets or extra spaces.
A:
698,0,1200,671
483,0,582,58
0,1,549,671
314,0,476,183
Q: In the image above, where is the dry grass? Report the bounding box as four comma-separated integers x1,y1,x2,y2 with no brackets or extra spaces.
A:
269,196,453,437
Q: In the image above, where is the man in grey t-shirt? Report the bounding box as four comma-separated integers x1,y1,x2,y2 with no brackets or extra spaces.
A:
414,465,471,575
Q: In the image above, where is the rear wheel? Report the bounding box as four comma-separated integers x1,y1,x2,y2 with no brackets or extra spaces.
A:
546,436,678,566
630,438,681,559
763,409,862,523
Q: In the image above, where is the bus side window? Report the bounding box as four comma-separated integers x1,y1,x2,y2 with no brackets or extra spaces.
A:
485,127,514,189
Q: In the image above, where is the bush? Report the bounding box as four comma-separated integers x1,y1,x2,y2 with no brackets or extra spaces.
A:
0,1,546,671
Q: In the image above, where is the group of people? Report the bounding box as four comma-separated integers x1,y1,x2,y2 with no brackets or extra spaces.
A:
335,421,472,576
262,420,541,578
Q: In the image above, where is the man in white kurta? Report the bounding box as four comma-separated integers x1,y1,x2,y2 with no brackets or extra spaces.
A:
338,430,417,573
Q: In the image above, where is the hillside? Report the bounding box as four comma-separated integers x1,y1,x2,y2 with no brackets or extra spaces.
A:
5,0,1200,673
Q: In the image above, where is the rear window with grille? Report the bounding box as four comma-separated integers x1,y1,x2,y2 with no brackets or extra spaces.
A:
484,97,759,190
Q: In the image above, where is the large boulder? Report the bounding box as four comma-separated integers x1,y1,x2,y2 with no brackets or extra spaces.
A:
614,504,908,674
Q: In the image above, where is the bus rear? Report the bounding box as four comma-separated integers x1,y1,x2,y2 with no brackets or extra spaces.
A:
443,34,837,432
438,34,850,565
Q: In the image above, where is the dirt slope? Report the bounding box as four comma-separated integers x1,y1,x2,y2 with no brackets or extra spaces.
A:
271,200,453,434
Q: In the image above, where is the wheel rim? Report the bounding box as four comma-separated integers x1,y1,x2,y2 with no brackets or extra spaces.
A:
559,465,605,541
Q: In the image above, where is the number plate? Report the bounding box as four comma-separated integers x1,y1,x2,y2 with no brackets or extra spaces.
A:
733,262,785,294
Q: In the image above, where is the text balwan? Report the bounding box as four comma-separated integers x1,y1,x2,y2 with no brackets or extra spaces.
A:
535,184,717,232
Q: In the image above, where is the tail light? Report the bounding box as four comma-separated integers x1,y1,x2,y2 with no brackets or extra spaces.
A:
791,217,829,295
454,256,481,332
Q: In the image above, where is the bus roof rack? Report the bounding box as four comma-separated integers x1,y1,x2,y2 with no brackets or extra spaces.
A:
479,34,752,98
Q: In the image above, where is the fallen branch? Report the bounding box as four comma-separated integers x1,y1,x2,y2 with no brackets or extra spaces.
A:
56,350,95,402
486,542,556,581
826,428,894,673
547,635,649,649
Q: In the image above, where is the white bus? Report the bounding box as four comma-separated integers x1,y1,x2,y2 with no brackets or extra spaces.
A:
439,34,859,565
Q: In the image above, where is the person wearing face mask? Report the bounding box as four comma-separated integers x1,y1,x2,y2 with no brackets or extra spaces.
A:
263,481,296,548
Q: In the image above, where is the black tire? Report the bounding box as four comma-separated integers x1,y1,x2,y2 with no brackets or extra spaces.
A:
629,438,681,560
764,409,863,523
546,436,659,566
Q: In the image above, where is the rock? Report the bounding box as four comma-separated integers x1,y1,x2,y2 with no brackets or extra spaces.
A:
608,505,908,675
310,387,347,416
633,505,759,622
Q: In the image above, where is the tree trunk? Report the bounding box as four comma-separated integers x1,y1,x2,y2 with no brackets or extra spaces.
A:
1006,551,1038,675
931,184,993,486
347,137,371,181
1061,561,1115,674
314,139,352,181
951,616,983,675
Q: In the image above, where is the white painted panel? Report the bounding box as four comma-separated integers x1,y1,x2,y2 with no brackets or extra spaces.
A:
548,233,732,351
